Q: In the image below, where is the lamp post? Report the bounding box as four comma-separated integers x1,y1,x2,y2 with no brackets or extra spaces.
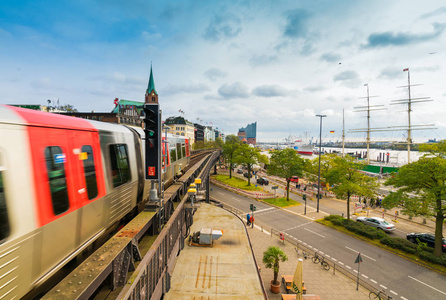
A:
316,114,326,212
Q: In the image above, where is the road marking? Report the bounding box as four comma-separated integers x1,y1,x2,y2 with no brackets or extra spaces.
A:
370,279,377,284
345,246,376,261
361,274,368,279
380,284,387,289
313,248,318,252
338,261,344,265
346,265,351,269
390,290,397,295
325,255,330,258
254,207,275,214
230,197,240,202
353,269,357,273
331,258,337,262
408,275,446,296
401,296,408,300
304,228,325,238
254,224,270,235
319,251,324,254
298,240,302,243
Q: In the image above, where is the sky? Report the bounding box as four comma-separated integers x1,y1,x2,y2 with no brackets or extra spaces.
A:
1,0,446,143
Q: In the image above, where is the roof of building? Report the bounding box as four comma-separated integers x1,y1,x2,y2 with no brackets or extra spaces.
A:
111,99,144,113
146,65,157,95
165,116,192,125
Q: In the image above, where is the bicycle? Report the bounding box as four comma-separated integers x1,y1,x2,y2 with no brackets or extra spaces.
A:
311,252,330,270
369,290,393,299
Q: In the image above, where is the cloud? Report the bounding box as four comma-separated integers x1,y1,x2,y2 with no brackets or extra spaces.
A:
320,52,341,63
420,7,446,19
249,54,278,66
218,82,249,99
362,23,446,48
142,31,162,40
378,67,403,79
203,12,242,42
31,77,52,89
283,9,310,39
304,85,326,92
252,85,289,97
162,83,210,95
204,68,227,81
415,65,440,72
333,70,361,88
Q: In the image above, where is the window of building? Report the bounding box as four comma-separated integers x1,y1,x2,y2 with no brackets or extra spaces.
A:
109,144,131,188
0,161,10,243
81,145,98,199
45,146,69,215
170,146,177,163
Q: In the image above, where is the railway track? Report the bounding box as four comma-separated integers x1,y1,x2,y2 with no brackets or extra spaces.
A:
42,149,221,299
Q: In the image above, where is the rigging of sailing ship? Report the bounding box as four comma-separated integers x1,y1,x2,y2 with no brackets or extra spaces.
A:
349,68,436,164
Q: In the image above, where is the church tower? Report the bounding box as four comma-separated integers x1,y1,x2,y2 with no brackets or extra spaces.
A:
145,65,158,103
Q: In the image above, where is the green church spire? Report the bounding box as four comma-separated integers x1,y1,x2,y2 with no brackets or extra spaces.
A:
146,64,157,95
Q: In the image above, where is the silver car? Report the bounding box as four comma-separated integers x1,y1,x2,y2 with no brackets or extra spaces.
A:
356,217,396,232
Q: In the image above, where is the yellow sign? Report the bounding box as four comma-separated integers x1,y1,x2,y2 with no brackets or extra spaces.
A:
78,152,88,160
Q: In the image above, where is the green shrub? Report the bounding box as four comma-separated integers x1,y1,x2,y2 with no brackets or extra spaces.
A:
419,251,446,266
380,236,417,254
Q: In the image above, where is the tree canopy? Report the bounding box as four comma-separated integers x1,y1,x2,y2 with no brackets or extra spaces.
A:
268,148,306,201
233,144,268,186
323,155,378,220
384,153,446,256
222,135,241,178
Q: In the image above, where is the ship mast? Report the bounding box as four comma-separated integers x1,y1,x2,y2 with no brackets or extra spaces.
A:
351,84,384,164
391,68,434,164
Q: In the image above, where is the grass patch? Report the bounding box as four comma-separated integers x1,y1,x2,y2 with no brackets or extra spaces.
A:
263,197,301,208
213,174,262,191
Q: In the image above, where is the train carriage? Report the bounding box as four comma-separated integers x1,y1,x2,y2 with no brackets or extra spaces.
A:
0,105,189,299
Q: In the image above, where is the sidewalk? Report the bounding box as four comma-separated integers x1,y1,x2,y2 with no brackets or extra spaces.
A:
246,224,370,299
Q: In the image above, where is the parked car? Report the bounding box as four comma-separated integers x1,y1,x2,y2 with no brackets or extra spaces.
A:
257,177,269,185
287,176,299,183
406,233,446,252
356,217,395,232
243,172,252,178
236,168,243,174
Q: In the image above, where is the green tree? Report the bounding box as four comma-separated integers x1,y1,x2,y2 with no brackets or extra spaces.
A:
267,148,306,201
324,155,378,220
263,246,288,285
384,154,446,257
222,135,241,178
233,144,268,186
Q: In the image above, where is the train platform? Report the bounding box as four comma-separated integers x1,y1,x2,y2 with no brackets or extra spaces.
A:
164,203,265,299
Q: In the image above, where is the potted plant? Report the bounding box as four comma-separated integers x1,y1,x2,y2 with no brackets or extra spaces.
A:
263,246,288,294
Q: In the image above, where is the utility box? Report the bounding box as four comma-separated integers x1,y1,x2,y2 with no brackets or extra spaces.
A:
198,228,223,245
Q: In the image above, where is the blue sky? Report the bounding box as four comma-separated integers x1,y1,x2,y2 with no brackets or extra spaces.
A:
1,0,446,143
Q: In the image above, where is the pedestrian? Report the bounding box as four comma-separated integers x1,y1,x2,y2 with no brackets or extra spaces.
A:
363,198,367,207
247,213,251,226
375,198,379,208
250,215,254,225
379,198,382,208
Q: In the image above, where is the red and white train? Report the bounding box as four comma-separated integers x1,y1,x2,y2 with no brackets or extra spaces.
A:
0,104,190,299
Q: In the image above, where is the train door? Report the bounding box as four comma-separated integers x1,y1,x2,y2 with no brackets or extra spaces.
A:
27,126,79,275
67,130,106,245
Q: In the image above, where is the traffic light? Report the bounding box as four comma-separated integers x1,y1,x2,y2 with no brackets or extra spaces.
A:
143,103,160,180
303,194,306,201
250,204,253,211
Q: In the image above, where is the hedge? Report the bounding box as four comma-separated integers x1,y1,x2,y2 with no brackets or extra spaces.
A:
323,214,446,266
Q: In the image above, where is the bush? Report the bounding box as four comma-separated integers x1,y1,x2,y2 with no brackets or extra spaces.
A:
380,236,417,254
419,251,446,266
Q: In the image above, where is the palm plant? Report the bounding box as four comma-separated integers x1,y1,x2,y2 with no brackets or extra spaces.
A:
262,246,288,285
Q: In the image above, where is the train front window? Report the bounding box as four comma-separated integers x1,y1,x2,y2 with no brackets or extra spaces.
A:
45,146,69,215
81,145,98,200
110,144,131,188
0,163,10,243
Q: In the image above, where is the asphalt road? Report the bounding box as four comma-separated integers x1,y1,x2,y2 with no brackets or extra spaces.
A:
211,184,446,300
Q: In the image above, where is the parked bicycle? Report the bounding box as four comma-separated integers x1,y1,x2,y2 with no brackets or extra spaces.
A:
311,252,330,270
369,290,393,299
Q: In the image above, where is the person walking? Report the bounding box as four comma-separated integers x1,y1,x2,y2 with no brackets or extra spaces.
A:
247,213,251,226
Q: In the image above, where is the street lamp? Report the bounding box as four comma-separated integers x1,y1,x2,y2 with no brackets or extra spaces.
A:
316,114,327,212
